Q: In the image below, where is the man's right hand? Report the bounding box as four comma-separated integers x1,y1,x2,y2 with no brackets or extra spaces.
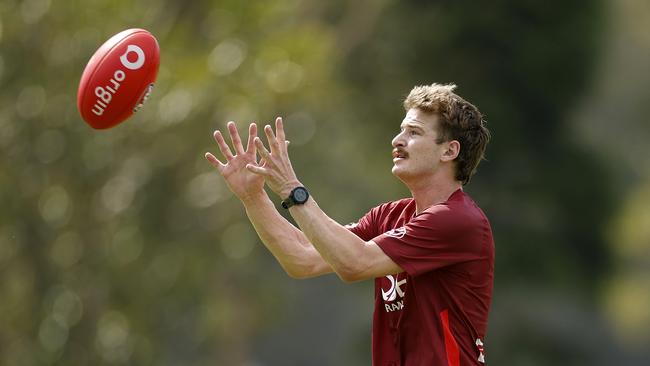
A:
205,122,266,203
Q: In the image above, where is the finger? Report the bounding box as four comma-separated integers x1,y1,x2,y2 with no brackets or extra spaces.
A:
275,117,286,142
228,121,246,155
254,137,276,167
264,124,281,154
246,163,271,176
205,152,226,173
275,117,288,154
213,130,235,161
246,123,258,155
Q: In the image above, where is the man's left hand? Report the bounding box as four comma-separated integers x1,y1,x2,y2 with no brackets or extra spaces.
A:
246,117,302,199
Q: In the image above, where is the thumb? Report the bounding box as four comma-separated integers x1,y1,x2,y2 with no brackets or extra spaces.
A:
205,152,226,174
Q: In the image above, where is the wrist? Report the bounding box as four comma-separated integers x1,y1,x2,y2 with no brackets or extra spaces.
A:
280,181,303,200
240,190,269,206
281,186,310,209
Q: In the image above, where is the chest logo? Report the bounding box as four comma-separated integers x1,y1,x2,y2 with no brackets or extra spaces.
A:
384,226,406,239
381,274,406,302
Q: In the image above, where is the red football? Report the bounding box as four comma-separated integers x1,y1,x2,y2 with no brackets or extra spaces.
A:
77,28,160,129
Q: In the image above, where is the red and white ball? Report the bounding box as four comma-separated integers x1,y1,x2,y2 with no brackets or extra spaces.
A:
77,28,160,129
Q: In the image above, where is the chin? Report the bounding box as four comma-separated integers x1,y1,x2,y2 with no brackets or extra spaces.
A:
392,164,428,184
391,166,409,180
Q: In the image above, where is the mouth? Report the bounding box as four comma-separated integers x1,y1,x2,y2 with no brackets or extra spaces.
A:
392,149,408,162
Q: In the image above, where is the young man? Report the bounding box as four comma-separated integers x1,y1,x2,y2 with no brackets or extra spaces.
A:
206,83,494,366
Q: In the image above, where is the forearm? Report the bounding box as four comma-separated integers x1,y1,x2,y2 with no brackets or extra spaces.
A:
288,197,371,282
241,191,332,278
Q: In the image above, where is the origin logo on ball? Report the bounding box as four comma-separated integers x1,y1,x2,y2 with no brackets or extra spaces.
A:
77,28,160,129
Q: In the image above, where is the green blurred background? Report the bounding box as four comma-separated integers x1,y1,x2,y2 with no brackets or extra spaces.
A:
1,0,649,365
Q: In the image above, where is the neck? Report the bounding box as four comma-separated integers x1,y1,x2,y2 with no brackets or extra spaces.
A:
405,175,462,214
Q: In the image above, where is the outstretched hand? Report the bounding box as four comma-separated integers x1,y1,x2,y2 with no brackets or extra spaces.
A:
246,117,302,199
205,122,266,202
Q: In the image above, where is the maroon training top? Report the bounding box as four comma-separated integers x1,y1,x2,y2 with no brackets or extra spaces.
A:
348,189,494,366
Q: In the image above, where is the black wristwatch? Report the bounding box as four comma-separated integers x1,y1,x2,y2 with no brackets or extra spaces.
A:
281,186,310,209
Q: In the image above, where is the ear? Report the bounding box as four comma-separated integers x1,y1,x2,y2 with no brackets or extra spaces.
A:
441,140,460,162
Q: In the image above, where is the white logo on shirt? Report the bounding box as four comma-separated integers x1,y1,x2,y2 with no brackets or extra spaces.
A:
344,222,359,229
476,338,486,363
381,274,406,301
381,275,406,312
385,226,406,239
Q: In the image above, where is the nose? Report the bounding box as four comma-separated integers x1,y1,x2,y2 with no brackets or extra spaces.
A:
392,130,406,148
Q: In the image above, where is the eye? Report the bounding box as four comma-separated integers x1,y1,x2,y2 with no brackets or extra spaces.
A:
399,126,422,136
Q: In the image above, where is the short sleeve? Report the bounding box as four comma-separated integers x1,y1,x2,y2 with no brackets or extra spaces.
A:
345,206,381,241
373,204,489,277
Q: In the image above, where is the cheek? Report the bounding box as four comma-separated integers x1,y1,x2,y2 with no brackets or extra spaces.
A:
409,140,435,156
412,145,440,165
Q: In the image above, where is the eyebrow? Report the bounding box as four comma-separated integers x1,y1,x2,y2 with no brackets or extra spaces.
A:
400,122,425,131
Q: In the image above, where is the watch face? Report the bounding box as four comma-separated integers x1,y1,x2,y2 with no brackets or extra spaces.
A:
293,187,309,203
